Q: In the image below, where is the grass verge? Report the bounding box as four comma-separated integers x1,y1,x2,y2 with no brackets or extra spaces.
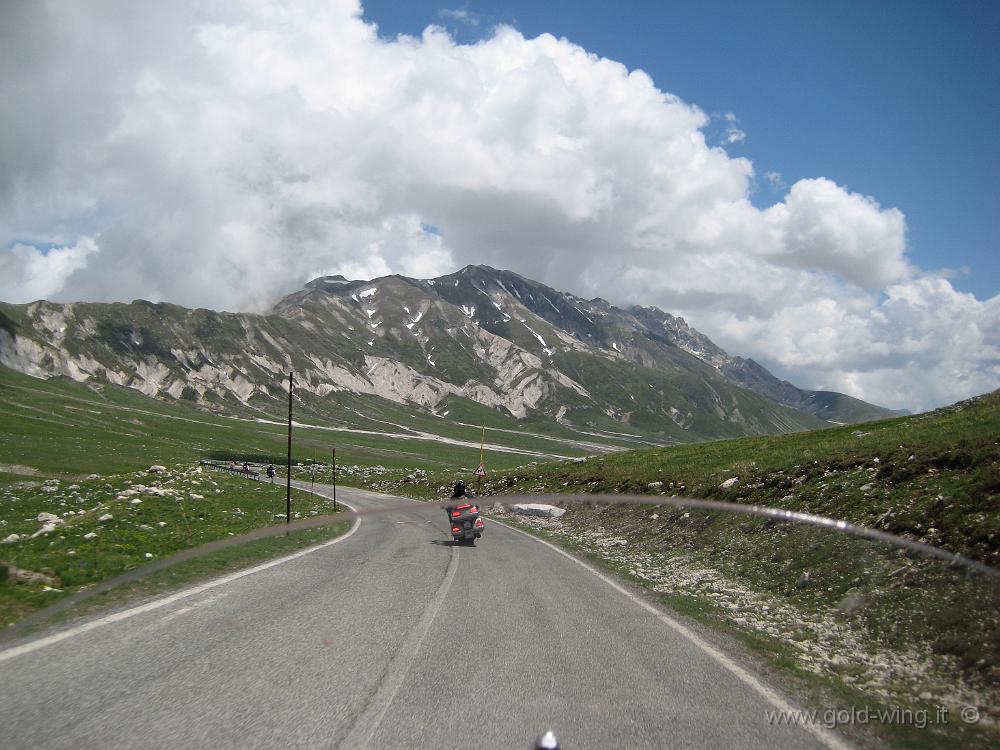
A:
1,464,346,630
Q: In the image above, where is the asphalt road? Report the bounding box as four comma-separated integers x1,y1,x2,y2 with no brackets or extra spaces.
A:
0,484,846,749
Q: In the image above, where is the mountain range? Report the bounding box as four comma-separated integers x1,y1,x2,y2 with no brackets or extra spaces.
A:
0,265,902,445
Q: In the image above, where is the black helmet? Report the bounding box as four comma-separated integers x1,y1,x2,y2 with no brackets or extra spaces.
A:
453,480,466,497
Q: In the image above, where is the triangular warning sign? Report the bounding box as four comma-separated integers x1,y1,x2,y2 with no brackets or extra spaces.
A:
474,463,486,477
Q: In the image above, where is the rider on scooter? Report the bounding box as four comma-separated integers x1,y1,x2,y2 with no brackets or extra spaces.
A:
445,480,472,517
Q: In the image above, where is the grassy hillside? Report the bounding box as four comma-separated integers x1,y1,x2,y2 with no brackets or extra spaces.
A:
387,390,998,565
495,392,998,563
0,364,627,482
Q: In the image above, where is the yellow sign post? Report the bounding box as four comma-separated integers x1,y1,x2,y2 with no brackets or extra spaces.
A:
475,424,486,492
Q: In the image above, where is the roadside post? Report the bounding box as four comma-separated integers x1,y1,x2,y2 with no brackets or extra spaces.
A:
475,424,487,494
311,449,316,495
332,447,337,511
286,371,293,526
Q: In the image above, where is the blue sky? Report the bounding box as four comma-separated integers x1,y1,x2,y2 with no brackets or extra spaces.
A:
364,0,999,300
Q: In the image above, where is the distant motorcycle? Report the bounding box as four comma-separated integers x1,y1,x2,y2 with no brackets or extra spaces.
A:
447,501,484,545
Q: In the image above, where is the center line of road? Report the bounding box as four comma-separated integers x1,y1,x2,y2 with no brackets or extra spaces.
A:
339,543,461,749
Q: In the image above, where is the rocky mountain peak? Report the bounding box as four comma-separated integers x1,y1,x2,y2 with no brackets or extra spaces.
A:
0,266,902,437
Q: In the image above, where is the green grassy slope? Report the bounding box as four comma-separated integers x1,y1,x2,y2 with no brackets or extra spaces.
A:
0,364,625,481
472,391,999,565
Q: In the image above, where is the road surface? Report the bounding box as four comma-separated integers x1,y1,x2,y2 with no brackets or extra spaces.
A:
0,483,845,749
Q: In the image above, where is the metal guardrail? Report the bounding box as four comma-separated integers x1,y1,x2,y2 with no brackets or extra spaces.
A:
200,460,260,481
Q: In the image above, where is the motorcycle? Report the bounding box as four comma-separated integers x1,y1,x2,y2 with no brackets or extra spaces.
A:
447,500,484,545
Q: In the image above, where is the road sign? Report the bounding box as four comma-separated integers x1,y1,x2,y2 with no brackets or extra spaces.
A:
474,463,486,477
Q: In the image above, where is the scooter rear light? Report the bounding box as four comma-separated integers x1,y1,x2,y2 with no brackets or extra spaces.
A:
451,511,460,517
456,503,471,510
451,526,460,533
470,506,478,513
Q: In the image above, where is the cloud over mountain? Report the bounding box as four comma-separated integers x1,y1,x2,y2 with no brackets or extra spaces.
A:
0,0,995,412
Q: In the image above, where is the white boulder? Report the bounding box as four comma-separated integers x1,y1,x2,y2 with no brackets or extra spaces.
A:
509,503,566,519
98,513,114,522
148,465,167,473
31,523,59,538
2,533,20,544
719,478,739,490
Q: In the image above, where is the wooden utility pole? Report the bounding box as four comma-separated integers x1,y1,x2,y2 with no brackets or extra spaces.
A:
286,371,293,525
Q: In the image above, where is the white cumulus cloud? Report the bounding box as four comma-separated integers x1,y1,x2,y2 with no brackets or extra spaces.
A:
0,0,995,412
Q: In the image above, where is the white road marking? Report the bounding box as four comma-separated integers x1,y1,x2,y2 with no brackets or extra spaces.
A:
340,543,460,749
0,508,360,665
491,518,854,750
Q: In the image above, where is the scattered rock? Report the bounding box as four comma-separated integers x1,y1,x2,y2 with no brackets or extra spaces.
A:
98,513,114,522
31,522,60,539
189,493,204,500
572,457,587,464
509,503,567,519
148,465,167,473
37,512,63,524
86,474,101,480
2,534,21,544
157,521,167,527
144,553,154,559
83,531,97,539
647,481,664,490
600,538,628,548
719,478,739,490
5,565,60,586
130,498,142,505
835,588,866,617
